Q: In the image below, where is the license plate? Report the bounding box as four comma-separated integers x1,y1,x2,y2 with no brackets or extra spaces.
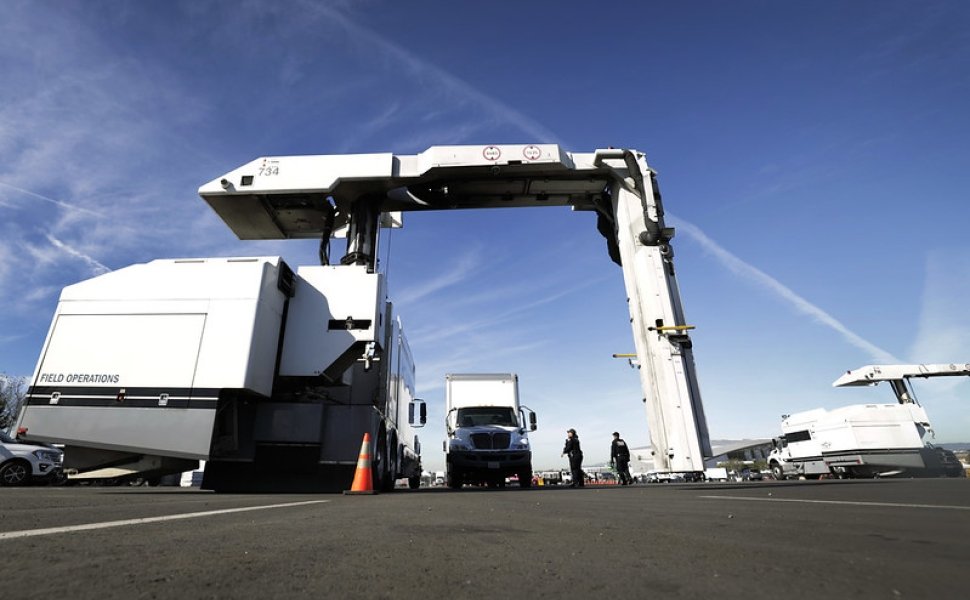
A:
488,462,499,469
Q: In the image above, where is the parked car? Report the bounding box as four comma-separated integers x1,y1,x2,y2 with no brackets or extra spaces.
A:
0,430,64,486
741,467,764,481
645,470,683,483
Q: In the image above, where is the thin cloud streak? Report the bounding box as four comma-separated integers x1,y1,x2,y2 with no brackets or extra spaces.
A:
415,340,548,394
671,215,901,364
408,274,608,347
908,250,970,391
45,234,111,275
395,249,482,305
0,181,103,217
310,4,563,145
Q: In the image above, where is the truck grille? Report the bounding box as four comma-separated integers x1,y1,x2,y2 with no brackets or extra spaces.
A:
470,432,512,450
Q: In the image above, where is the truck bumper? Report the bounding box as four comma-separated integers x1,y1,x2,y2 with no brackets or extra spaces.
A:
448,450,532,477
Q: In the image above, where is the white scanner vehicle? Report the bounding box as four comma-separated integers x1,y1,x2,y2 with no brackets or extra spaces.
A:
444,373,536,488
17,258,427,492
768,364,967,479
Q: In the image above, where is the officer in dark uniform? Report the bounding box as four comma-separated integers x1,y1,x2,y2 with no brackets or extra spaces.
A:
562,428,584,487
611,432,633,485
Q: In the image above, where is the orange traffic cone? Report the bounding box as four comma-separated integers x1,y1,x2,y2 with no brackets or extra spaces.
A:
343,432,378,495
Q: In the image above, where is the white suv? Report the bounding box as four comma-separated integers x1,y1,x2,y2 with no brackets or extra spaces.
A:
0,430,64,486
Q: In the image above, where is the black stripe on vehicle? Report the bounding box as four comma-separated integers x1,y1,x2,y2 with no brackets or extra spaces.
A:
823,448,921,458
27,385,221,397
26,397,218,409
25,386,221,409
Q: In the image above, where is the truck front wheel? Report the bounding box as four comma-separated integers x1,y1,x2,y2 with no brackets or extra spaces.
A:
446,465,462,489
770,463,784,481
518,469,532,488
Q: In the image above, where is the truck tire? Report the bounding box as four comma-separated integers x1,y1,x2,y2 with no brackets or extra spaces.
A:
446,466,462,489
375,428,394,493
408,474,420,489
385,433,399,492
771,463,784,481
518,469,532,488
0,460,31,486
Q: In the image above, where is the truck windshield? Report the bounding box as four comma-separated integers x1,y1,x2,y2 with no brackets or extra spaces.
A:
456,407,517,427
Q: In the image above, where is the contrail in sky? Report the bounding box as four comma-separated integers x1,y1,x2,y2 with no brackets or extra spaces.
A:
0,181,103,217
311,5,563,145
45,234,111,275
670,217,901,364
396,249,482,305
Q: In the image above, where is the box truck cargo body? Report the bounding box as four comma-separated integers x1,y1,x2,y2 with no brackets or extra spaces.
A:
18,257,425,491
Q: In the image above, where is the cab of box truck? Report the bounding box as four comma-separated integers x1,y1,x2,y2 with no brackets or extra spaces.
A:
767,410,832,480
443,373,536,489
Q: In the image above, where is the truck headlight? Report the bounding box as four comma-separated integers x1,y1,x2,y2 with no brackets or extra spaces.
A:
449,440,470,451
515,439,529,449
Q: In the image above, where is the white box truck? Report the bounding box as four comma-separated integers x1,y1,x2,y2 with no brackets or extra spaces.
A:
443,373,536,489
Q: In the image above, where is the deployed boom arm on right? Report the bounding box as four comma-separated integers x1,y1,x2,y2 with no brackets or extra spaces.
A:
834,363,970,405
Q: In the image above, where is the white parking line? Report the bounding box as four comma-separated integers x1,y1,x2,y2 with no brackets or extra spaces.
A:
0,500,330,540
699,495,970,511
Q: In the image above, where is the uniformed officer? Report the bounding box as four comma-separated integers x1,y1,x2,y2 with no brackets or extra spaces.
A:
561,428,584,487
611,432,633,485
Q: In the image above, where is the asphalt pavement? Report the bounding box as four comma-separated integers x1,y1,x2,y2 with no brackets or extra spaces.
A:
1,478,968,599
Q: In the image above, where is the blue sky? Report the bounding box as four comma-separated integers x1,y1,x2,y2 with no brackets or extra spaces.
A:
2,1,969,471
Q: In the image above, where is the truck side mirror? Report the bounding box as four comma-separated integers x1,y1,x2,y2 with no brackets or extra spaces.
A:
445,408,457,433
409,400,427,427
529,412,537,432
